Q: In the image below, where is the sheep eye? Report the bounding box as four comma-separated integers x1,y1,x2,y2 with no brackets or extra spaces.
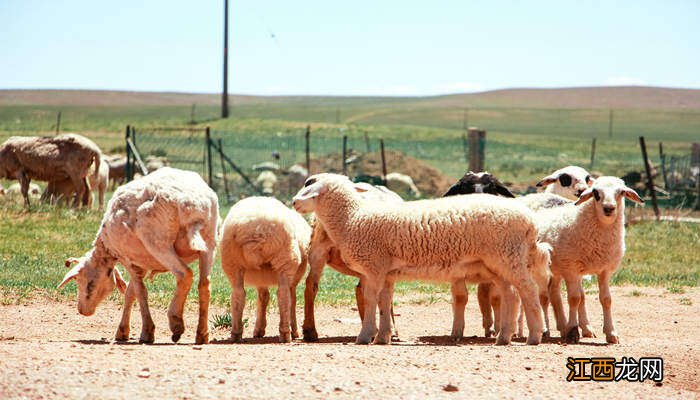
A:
585,175,592,184
593,189,601,201
304,178,317,187
558,174,572,187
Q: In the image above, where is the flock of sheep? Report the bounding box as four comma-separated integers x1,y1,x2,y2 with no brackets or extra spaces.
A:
0,132,644,346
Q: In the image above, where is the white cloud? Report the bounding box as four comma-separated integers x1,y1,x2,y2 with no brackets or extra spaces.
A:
605,76,647,86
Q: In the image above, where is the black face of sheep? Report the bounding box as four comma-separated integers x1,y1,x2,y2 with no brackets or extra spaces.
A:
443,171,515,198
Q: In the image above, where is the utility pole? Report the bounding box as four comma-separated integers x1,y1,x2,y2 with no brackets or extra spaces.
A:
221,0,229,118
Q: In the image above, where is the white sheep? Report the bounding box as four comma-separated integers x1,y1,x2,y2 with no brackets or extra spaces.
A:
58,167,219,345
538,176,643,344
0,133,101,208
5,182,41,199
302,182,403,342
255,170,278,195
220,196,311,343
385,172,421,199
293,173,548,345
43,155,110,210
536,165,593,200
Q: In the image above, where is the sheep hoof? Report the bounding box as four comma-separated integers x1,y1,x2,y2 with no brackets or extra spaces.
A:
542,330,551,340
526,333,542,345
484,328,495,338
355,335,372,345
373,331,392,345
115,326,130,342
291,329,299,340
279,332,292,343
171,333,182,343
231,333,243,343
495,334,511,346
581,325,596,338
565,327,580,344
253,329,265,338
605,333,619,344
139,334,155,344
195,332,209,345
302,328,319,342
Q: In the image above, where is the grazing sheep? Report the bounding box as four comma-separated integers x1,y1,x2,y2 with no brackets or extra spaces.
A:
58,167,219,344
385,172,421,198
293,173,547,345
444,171,515,197
5,182,41,199
220,197,311,343
303,182,403,342
536,165,593,200
43,155,110,210
255,170,278,195
0,133,101,208
105,154,127,189
539,176,643,344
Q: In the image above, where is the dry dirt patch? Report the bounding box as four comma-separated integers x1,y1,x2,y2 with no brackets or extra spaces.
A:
1,286,698,399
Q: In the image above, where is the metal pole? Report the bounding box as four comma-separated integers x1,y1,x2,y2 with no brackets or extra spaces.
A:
125,125,132,182
55,111,61,134
380,139,387,184
218,138,230,200
221,0,229,118
342,135,348,176
639,136,660,220
305,125,311,174
205,127,213,187
590,137,597,170
659,142,668,190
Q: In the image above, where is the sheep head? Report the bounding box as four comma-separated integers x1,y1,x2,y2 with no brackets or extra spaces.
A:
574,176,643,225
58,255,127,316
444,171,515,198
536,166,593,200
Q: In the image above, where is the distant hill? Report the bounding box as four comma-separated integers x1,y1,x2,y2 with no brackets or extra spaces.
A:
1,86,700,109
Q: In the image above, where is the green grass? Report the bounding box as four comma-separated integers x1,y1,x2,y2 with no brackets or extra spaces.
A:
1,201,697,308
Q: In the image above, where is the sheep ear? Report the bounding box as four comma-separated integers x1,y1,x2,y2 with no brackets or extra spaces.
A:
58,263,83,289
294,183,326,201
112,268,128,294
443,183,461,197
352,182,372,193
621,187,644,204
65,257,81,268
574,188,594,205
494,183,516,198
536,174,557,187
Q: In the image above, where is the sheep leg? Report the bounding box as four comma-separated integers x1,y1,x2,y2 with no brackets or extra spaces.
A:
356,276,381,345
516,300,524,338
598,271,619,344
115,281,136,341
277,273,292,343
16,172,31,209
230,269,246,342
493,280,518,345
253,287,270,338
564,276,583,344
490,289,501,336
374,279,394,345
97,181,105,211
195,250,213,344
302,252,324,342
450,278,468,341
578,286,595,338
477,283,495,337
506,264,544,345
355,281,365,322
548,275,567,337
540,290,551,339
67,174,84,208
131,275,155,344
289,284,299,340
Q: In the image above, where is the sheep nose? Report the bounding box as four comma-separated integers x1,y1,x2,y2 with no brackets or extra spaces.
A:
576,189,584,197
602,205,616,215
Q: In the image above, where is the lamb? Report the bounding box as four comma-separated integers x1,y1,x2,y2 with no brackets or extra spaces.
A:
0,133,101,208
220,196,311,343
538,176,643,344
43,155,110,210
536,165,593,200
293,173,548,345
58,167,219,344
385,172,421,198
302,182,403,342
105,154,127,189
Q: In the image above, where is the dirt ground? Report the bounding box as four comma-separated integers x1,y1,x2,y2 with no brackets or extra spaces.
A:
1,286,698,399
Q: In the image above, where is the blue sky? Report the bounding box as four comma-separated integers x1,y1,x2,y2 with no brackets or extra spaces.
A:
1,0,698,96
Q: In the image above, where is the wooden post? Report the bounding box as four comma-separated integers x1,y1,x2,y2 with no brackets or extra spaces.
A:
659,142,668,190
218,138,230,201
55,111,62,134
342,135,348,176
364,130,370,153
305,125,311,174
608,109,614,138
589,137,597,170
468,128,486,172
125,125,132,182
639,136,660,220
205,127,213,187
380,139,387,184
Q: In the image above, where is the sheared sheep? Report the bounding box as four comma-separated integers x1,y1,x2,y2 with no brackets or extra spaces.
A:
303,182,403,342
43,155,110,210
0,133,101,208
145,155,168,172
105,154,126,189
536,165,593,200
220,196,311,343
58,167,219,345
539,176,643,344
293,173,548,345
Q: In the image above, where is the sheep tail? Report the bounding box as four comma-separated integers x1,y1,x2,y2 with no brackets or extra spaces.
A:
529,241,553,293
188,222,207,252
92,151,101,180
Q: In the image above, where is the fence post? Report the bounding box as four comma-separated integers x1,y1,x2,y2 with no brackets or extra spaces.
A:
589,137,597,170
608,109,614,138
342,135,348,176
693,143,700,210
55,111,62,134
205,127,213,187
659,142,668,190
380,139,387,185
468,128,486,172
218,138,230,201
305,125,311,174
639,136,660,220
364,130,370,153
125,125,132,182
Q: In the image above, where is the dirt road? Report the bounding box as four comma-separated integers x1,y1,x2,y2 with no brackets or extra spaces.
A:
1,286,698,399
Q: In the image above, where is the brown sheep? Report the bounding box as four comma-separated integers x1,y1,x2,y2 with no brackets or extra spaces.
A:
43,155,110,210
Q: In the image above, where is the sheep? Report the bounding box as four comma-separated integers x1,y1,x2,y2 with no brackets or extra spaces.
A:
43,155,110,210
385,172,421,198
0,133,101,208
255,170,278,195
538,176,643,344
302,182,403,342
536,165,593,200
105,154,127,189
145,155,169,172
220,196,311,343
293,173,548,345
443,171,515,198
0,183,4,196
58,167,219,344
5,182,41,200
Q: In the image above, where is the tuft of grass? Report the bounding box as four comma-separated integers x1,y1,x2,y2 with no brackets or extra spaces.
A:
210,313,248,330
667,285,686,294
679,297,692,306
